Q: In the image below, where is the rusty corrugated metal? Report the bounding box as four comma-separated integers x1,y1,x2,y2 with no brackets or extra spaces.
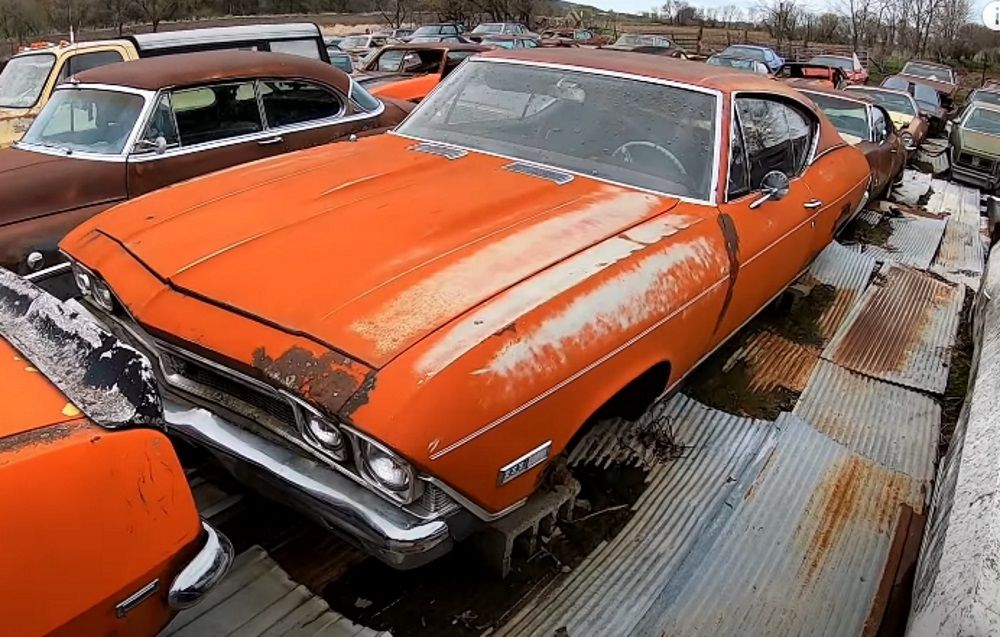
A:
632,412,929,637
500,394,776,637
858,212,947,271
807,240,878,339
822,263,963,394
164,547,390,637
925,179,980,222
723,329,819,393
793,359,939,485
932,215,986,289
891,169,933,207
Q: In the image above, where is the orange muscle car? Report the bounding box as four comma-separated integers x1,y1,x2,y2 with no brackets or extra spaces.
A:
58,49,870,568
0,268,232,635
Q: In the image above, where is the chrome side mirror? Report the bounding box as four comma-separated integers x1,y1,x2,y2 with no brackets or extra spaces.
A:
749,170,790,209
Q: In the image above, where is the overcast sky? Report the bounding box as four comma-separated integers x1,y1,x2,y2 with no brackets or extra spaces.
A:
593,0,993,25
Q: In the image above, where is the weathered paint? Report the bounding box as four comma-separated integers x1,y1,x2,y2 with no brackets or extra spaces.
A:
252,345,371,415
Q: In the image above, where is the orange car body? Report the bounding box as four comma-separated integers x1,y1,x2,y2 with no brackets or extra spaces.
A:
60,49,870,567
0,271,232,634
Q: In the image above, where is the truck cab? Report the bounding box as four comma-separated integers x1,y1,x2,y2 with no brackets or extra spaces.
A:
0,23,329,148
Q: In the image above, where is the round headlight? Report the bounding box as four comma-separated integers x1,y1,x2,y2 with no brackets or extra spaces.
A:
71,263,92,296
901,131,914,148
362,442,411,492
306,415,346,457
92,279,115,312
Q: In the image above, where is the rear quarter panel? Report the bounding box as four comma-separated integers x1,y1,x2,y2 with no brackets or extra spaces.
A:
352,204,731,512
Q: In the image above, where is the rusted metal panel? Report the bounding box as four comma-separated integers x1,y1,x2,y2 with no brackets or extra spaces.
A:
925,179,981,223
932,216,986,290
793,360,939,484
501,394,776,637
890,169,932,207
822,263,963,394
723,329,819,393
163,546,389,637
857,211,947,272
807,240,878,339
632,412,929,637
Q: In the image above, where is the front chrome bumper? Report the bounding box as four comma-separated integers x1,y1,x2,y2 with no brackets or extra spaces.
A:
164,397,457,570
168,521,234,610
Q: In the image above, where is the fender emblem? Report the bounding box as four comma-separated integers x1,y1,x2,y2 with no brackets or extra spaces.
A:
498,441,552,485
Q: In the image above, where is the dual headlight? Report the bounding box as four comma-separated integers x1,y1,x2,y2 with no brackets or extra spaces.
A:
71,261,115,313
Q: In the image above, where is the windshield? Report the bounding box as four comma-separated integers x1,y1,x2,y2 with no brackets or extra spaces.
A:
970,89,1000,107
341,35,369,48
722,46,765,61
809,56,853,71
964,107,1000,136
0,53,55,109
804,92,870,140
330,52,353,73
708,56,758,71
903,62,952,83
398,60,718,200
21,87,144,155
473,24,502,33
413,25,445,36
849,88,915,116
883,76,940,110
484,38,515,49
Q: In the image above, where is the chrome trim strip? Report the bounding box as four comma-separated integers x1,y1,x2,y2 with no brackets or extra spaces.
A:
498,440,552,485
426,477,526,522
23,261,71,282
167,522,234,610
116,579,159,618
429,276,729,460
398,56,723,206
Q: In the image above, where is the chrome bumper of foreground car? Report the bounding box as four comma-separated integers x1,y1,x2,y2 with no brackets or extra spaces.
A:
163,397,456,570
168,521,234,610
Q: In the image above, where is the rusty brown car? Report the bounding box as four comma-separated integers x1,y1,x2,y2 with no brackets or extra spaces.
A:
799,87,910,198
0,50,411,273
539,29,607,47
845,85,930,148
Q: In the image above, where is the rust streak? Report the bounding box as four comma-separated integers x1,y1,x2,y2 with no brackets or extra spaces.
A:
0,421,89,455
252,346,366,415
713,212,740,334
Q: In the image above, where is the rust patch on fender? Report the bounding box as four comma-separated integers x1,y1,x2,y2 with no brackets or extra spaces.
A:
0,421,89,455
252,346,369,415
713,212,741,333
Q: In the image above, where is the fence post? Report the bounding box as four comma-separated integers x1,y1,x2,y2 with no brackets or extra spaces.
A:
697,26,703,54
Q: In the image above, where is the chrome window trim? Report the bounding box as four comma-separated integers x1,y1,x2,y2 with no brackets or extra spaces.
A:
14,82,156,163
397,56,723,206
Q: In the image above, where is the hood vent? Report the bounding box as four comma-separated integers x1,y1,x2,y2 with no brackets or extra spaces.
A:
409,142,467,160
504,161,574,185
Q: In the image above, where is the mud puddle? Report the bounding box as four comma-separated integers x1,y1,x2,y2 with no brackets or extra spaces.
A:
322,464,648,637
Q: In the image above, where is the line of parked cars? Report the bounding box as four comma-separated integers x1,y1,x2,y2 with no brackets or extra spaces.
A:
0,17,987,636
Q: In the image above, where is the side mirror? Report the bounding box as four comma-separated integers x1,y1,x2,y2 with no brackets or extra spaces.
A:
153,135,167,155
749,170,790,209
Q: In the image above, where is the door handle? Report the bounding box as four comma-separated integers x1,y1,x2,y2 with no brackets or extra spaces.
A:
804,199,823,209
890,147,898,154
257,136,284,146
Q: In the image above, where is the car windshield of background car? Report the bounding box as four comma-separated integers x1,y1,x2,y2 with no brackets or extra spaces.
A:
0,54,54,108
964,107,1000,136
806,92,870,140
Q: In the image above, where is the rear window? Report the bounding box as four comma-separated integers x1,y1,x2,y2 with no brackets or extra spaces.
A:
848,88,915,116
903,62,952,83
964,107,1000,136
803,91,870,140
722,46,766,62
269,38,321,59
0,53,54,108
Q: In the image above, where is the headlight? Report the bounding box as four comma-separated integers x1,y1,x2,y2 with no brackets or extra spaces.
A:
360,440,412,492
92,279,115,313
900,131,914,148
71,262,93,296
304,414,347,461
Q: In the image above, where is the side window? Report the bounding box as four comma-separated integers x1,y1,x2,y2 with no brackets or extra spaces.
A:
56,50,124,83
377,50,405,72
736,97,814,188
443,25,458,35
135,93,180,152
171,81,262,146
260,80,342,127
524,39,538,48
872,107,888,143
728,111,751,200
269,39,321,60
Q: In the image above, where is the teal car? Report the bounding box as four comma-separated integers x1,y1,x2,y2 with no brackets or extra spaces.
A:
951,102,1000,191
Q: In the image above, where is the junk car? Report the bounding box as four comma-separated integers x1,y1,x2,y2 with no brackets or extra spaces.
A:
58,49,871,568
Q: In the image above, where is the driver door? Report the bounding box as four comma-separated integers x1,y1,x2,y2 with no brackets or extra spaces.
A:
713,96,818,343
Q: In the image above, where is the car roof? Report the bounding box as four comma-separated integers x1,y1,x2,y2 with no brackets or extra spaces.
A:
905,59,950,69
967,101,1000,113
72,50,350,94
480,47,795,95
726,44,771,50
128,22,321,53
809,54,851,59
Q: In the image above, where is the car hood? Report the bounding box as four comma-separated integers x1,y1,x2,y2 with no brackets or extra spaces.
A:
955,129,1000,158
64,133,680,369
0,337,80,439
0,147,126,227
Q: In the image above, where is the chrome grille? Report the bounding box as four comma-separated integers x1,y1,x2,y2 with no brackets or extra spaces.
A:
504,161,574,185
410,482,460,518
409,142,467,160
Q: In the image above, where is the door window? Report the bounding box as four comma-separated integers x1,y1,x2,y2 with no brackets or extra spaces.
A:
735,97,814,188
56,50,125,83
727,111,751,200
871,107,889,143
259,79,343,127
171,81,262,146
269,39,321,59
134,93,180,153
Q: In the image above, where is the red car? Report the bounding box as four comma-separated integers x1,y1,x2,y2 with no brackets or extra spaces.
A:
807,54,868,85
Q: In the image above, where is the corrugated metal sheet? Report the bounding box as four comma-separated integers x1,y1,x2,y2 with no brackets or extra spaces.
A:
499,394,776,637
823,263,963,394
793,360,939,486
632,412,929,637
723,329,819,393
163,547,390,637
925,179,981,222
891,169,933,207
858,212,947,272
807,241,878,339
932,215,986,290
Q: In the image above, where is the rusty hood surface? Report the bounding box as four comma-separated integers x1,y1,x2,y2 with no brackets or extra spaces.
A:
61,133,681,370
0,147,126,226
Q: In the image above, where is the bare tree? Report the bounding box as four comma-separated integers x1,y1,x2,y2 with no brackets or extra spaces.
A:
837,0,871,50
757,0,802,47
375,0,414,28
135,0,185,32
